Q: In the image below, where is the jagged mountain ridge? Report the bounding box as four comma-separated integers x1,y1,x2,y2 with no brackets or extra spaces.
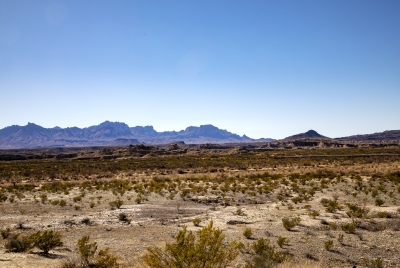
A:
0,121,273,149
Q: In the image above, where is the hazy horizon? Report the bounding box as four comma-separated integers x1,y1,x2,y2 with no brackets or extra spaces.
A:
1,1,399,139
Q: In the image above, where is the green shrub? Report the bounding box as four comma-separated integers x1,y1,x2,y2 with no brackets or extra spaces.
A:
76,235,119,268
143,220,240,268
135,194,146,204
375,198,385,207
320,198,341,213
0,192,8,202
337,233,344,245
245,238,288,268
277,236,289,248
5,233,33,252
1,227,11,239
97,248,119,268
341,222,356,234
308,210,320,219
282,216,301,231
77,235,97,264
324,240,333,251
376,211,391,218
40,194,48,204
109,199,123,209
90,202,95,208
346,203,369,218
30,230,63,255
362,257,384,268
328,222,338,230
192,218,201,227
236,208,245,216
60,199,67,207
243,228,253,239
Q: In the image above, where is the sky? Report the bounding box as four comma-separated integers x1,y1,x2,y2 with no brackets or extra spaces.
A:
1,0,399,139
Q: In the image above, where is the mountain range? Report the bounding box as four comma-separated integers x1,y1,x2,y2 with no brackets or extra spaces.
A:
0,121,273,149
0,122,399,149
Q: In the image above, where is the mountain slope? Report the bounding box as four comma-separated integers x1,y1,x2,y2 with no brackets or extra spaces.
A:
335,130,400,141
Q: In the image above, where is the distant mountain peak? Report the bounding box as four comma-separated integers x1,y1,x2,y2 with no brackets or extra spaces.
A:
282,130,329,141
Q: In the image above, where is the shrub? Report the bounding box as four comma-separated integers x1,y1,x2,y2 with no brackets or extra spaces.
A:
81,218,92,225
76,235,119,268
73,196,82,202
376,211,391,218
5,233,33,252
40,194,48,204
328,222,338,230
243,228,253,239
341,222,356,234
308,210,320,219
90,202,95,208
60,199,67,207
245,238,288,268
135,194,145,204
118,213,131,224
31,230,63,255
277,236,289,248
1,227,11,239
236,208,245,216
321,198,341,213
337,233,344,245
109,199,123,209
97,248,119,268
362,257,384,268
375,198,385,207
143,220,240,268
282,216,301,231
324,240,333,251
0,192,8,202
346,203,369,218
77,235,97,264
192,218,201,227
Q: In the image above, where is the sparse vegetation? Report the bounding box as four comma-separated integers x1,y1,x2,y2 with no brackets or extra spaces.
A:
1,146,400,267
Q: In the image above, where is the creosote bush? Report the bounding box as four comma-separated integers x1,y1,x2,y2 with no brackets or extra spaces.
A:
245,238,289,268
324,240,333,251
282,216,301,231
4,233,33,252
1,227,11,239
341,222,356,234
76,235,119,268
362,257,384,268
109,199,123,209
192,218,201,227
277,236,289,248
30,230,63,255
243,228,253,239
118,213,131,224
143,220,241,268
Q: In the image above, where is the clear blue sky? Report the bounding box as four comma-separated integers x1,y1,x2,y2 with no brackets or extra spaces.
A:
1,0,399,139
